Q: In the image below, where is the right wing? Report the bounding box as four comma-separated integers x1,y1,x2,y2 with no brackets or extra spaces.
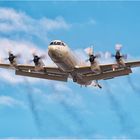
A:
0,63,69,82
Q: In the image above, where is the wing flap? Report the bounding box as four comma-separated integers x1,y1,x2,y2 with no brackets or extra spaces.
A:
17,65,65,74
0,63,68,81
75,66,92,74
83,68,132,81
16,70,68,82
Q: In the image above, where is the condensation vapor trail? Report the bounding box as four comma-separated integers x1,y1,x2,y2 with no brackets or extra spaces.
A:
23,80,72,137
23,78,42,136
104,81,134,135
126,76,140,138
127,76,140,94
60,100,93,136
50,86,95,137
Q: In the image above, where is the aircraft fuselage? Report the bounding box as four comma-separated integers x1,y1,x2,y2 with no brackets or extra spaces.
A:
48,40,92,85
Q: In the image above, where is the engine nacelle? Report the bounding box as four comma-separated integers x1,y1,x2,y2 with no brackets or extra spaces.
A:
91,61,101,73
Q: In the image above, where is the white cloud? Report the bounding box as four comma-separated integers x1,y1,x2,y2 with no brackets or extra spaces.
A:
0,95,26,108
0,7,70,31
0,7,70,40
40,16,70,31
74,49,89,66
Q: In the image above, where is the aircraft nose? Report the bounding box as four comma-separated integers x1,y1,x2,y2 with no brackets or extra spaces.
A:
48,45,59,58
48,45,64,59
48,45,56,52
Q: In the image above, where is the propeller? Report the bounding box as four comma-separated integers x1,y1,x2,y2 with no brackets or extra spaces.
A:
84,46,100,63
84,46,101,73
5,50,20,65
112,44,127,61
30,51,46,67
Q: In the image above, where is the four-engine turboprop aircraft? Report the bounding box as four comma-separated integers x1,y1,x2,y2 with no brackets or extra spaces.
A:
0,40,140,89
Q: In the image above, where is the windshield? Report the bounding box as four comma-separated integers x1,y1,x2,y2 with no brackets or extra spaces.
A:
50,41,65,46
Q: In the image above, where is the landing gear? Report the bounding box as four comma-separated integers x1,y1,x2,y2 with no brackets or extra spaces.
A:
97,84,102,89
73,76,77,82
92,80,102,89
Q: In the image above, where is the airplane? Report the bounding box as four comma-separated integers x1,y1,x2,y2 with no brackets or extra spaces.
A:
0,40,140,89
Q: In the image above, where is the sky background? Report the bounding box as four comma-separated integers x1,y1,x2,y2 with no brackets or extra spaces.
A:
0,1,140,139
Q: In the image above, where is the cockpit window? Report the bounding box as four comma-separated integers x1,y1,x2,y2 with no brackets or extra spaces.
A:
62,42,65,46
50,41,65,46
56,42,61,45
50,42,53,45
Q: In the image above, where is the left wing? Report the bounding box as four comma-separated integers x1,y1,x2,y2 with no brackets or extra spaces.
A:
0,63,69,82
75,60,140,74
83,68,132,81
75,60,140,81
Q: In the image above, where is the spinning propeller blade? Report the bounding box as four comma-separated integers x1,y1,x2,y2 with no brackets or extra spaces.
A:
4,50,20,65
29,51,46,67
84,46,100,63
111,44,127,62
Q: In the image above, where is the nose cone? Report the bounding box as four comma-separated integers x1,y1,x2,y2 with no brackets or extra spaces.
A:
48,45,58,57
48,45,56,52
48,45,60,59
48,45,67,60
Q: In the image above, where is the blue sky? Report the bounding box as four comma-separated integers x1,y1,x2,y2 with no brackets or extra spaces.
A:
0,1,140,139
